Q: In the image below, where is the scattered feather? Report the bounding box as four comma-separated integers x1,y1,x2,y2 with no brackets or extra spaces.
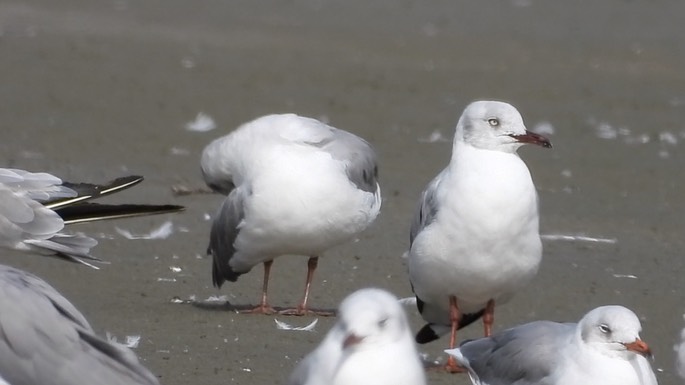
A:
612,274,638,279
418,130,450,143
541,234,617,244
170,147,191,156
185,112,216,132
275,318,318,332
106,333,141,349
398,296,417,306
116,221,174,240
169,266,182,273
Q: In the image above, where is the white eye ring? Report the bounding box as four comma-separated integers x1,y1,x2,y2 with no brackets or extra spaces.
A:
598,324,611,334
487,118,500,127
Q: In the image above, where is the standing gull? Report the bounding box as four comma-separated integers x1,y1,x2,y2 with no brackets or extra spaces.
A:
407,100,551,371
0,168,184,267
0,263,160,385
201,114,381,315
288,288,426,385
446,305,658,385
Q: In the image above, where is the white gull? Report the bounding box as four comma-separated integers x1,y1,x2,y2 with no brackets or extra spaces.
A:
446,305,658,385
201,114,381,315
287,288,426,385
406,100,551,371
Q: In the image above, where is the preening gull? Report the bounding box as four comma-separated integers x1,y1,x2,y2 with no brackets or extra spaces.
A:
406,101,551,371
201,114,381,315
0,169,184,267
446,305,658,385
0,263,160,385
287,288,426,385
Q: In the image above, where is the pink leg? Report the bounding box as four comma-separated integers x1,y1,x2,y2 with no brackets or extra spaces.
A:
240,260,276,314
483,299,495,337
445,295,466,373
280,256,333,316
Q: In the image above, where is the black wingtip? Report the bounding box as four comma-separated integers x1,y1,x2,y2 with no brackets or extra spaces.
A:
416,324,441,344
458,309,486,330
58,203,185,225
209,247,242,288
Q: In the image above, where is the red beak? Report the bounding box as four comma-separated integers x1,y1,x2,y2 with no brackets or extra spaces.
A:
624,338,653,358
342,333,363,349
509,130,552,148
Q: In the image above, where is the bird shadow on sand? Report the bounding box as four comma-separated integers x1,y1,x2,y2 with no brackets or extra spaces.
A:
178,296,336,316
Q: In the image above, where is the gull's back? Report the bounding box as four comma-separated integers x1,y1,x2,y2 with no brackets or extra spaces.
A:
0,264,160,385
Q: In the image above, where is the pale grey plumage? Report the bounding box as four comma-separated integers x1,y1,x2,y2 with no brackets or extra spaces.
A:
0,169,98,266
0,264,159,385
447,305,658,385
0,168,183,267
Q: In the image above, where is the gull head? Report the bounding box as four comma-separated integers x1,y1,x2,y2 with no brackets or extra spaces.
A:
457,100,552,152
336,288,411,351
579,305,652,360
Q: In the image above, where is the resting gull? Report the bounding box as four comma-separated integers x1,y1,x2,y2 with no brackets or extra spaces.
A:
446,305,657,385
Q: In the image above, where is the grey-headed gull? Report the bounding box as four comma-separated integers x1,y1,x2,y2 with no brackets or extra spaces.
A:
0,169,184,267
407,100,551,371
446,305,658,385
0,263,160,385
287,288,426,385
201,114,381,315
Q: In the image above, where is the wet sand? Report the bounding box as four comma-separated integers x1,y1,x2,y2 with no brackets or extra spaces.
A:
2,1,685,384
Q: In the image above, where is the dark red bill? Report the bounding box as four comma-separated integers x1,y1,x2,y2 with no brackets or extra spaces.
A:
509,130,552,148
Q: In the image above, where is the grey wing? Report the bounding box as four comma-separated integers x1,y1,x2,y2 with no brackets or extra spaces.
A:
0,186,100,267
208,186,249,287
0,168,76,202
0,265,159,385
409,171,444,247
307,128,379,194
458,321,573,385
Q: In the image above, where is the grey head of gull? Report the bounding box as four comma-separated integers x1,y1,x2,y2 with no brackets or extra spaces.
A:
201,114,381,315
287,288,426,385
0,263,160,385
446,305,658,385
406,100,551,371
0,168,184,268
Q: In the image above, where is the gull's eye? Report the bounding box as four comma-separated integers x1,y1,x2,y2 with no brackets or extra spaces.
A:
598,324,611,334
378,318,388,328
487,118,500,127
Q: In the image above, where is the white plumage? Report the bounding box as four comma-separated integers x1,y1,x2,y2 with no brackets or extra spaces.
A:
202,114,381,314
407,101,551,370
288,288,426,385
